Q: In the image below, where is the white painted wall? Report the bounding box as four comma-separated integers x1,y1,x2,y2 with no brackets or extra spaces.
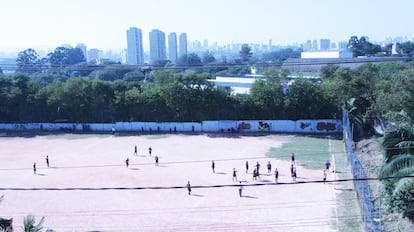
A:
0,120,342,134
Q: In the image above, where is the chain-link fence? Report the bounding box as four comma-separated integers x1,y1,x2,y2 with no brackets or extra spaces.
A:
343,110,381,231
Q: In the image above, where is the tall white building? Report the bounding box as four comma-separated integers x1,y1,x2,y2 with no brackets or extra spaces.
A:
149,29,166,64
179,33,188,58
126,27,144,65
168,32,178,63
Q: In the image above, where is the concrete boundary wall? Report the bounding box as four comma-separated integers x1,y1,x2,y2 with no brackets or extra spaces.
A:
0,119,342,134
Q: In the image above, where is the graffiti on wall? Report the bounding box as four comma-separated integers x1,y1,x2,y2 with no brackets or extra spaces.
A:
316,122,336,131
0,120,341,133
238,122,251,130
300,122,311,129
258,121,270,131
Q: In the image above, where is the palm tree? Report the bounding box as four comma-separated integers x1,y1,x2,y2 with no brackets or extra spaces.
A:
380,117,414,221
23,215,44,232
382,121,414,162
344,98,364,140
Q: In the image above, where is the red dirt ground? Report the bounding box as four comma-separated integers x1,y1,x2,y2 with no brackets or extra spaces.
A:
0,134,337,231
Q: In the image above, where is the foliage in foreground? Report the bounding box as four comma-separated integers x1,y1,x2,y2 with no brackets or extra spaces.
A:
380,112,414,222
23,215,45,232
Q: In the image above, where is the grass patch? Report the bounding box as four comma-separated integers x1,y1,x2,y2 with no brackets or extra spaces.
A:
330,139,364,232
266,136,331,169
268,135,364,231
145,134,171,139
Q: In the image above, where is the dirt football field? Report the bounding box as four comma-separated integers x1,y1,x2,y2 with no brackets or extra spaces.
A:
0,133,338,231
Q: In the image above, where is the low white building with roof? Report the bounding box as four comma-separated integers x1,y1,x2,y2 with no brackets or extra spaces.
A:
301,50,353,59
208,75,264,94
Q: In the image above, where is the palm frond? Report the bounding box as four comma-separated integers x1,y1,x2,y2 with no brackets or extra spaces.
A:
23,215,35,232
393,178,414,196
34,216,45,232
397,141,414,150
345,98,356,112
383,123,414,159
23,215,45,232
381,154,414,178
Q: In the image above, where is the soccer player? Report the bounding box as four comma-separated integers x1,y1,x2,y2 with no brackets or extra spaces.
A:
325,160,331,172
323,169,327,184
275,168,279,183
256,162,260,174
232,168,238,181
187,181,191,195
267,161,272,174
238,181,243,197
292,167,297,182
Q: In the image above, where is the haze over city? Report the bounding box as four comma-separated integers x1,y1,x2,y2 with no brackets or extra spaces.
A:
0,0,412,53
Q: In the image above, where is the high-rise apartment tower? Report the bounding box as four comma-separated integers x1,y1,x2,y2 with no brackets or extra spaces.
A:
168,32,178,63
126,27,144,65
179,33,188,58
149,29,167,64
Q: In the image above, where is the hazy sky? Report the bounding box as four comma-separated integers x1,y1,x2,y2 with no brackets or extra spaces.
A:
0,0,412,51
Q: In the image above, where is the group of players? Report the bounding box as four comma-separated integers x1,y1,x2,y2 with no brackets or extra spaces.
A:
126,145,158,167
32,155,49,174
211,153,301,186
32,145,157,175
32,146,330,197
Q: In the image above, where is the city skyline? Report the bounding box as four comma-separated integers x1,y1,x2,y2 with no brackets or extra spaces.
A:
0,0,413,53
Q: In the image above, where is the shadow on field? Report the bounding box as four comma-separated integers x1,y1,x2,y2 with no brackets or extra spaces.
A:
191,194,204,197
241,195,258,199
259,180,272,183
215,172,227,175
207,133,242,138
155,165,168,168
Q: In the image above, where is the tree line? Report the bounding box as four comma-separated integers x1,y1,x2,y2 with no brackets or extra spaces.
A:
0,60,413,124
347,36,414,57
